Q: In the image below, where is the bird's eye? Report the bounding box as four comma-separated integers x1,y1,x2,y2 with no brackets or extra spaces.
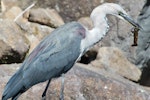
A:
118,11,123,15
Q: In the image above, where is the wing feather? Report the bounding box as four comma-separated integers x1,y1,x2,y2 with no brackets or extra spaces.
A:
21,22,85,87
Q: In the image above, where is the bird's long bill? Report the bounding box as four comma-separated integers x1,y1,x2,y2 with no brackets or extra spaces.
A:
120,13,140,28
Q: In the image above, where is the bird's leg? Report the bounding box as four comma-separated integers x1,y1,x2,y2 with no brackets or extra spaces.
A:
42,79,51,100
59,74,65,100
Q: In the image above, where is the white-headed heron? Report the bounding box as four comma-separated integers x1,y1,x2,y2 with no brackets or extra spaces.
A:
2,3,140,100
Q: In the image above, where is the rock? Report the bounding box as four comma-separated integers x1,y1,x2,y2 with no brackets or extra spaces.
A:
1,0,19,12
136,0,150,67
79,50,98,64
28,8,64,28
0,19,29,64
90,47,141,81
0,63,150,100
2,6,22,20
16,21,54,53
135,0,150,86
25,34,40,54
1,0,116,22
0,40,13,64
36,0,117,22
1,0,144,22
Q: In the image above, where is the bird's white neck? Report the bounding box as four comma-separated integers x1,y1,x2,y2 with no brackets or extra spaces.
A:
80,10,109,54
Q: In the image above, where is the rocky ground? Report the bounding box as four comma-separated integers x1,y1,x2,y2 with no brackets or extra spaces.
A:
0,63,150,100
0,0,150,100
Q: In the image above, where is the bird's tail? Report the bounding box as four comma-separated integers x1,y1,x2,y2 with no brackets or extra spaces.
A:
2,71,25,100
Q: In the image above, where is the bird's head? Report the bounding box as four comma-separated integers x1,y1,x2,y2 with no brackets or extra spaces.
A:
91,3,140,28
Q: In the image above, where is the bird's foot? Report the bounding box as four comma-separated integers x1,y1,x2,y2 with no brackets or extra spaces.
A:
42,96,46,100
59,95,64,100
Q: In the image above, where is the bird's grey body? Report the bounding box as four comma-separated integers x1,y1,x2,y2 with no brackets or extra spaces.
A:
2,22,86,100
2,3,140,100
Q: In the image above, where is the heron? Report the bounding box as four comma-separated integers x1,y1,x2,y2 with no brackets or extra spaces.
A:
2,3,140,100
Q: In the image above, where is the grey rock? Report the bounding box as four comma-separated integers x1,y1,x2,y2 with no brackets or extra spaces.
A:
0,63,150,100
135,0,150,86
2,6,22,20
90,47,141,82
1,0,19,12
0,19,29,64
136,0,150,67
1,0,116,22
28,8,64,28
16,21,54,53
